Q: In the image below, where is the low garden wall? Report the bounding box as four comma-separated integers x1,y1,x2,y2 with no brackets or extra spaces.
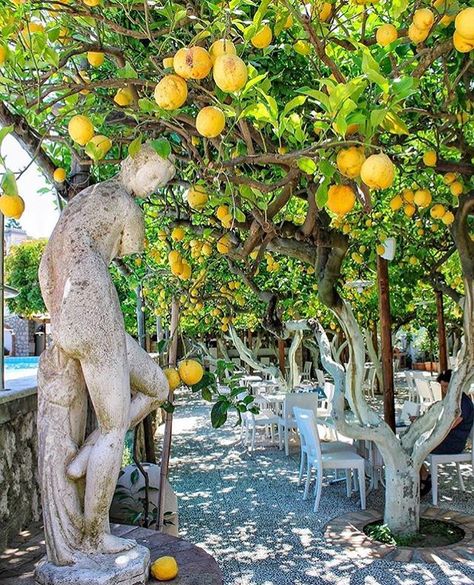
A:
0,387,41,550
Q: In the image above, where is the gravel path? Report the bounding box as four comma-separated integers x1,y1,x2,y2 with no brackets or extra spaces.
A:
165,391,474,585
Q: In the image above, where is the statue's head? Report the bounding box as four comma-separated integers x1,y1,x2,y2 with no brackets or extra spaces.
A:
120,144,175,197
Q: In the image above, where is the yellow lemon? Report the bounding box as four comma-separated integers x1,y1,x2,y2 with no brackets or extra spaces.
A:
443,172,456,185
327,184,356,216
376,24,398,47
336,146,366,179
423,150,437,166
430,203,446,219
453,31,474,53
413,8,435,30
408,23,430,44
85,135,112,160
178,360,204,386
251,24,272,49
402,188,415,203
213,54,248,93
209,39,236,64
217,234,231,254
293,40,311,55
196,106,225,138
390,195,403,211
87,51,104,67
53,168,66,183
360,153,395,189
216,205,229,220
173,46,212,80
284,14,294,28
114,87,133,106
0,46,8,66
163,368,181,391
318,2,332,21
376,244,385,255
154,75,188,110
187,185,208,210
168,250,181,264
162,57,174,68
0,194,25,218
455,7,474,41
178,261,192,280
171,226,185,241
150,556,179,581
404,204,416,217
68,115,94,146
414,189,432,208
83,0,100,6
441,210,454,225
450,181,463,196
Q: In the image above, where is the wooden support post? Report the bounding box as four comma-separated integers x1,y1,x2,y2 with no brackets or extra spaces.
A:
436,290,448,373
376,255,395,432
278,338,286,375
157,297,179,531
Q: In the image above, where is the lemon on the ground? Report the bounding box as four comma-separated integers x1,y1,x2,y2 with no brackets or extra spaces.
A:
0,194,25,218
209,39,236,64
87,51,104,67
251,24,272,49
154,75,188,110
376,24,398,47
326,184,356,216
213,54,248,93
150,556,179,581
171,226,185,241
178,360,204,386
173,46,212,80
187,185,208,210
53,168,66,183
68,115,94,146
336,147,365,179
423,150,437,167
196,106,225,138
455,8,474,41
217,234,231,254
360,153,395,189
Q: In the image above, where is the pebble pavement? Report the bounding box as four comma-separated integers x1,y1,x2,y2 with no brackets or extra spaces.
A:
164,391,474,585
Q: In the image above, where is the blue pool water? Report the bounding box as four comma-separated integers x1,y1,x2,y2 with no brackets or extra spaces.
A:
5,356,40,371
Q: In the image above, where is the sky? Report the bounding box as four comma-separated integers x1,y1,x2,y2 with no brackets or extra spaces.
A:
2,133,60,238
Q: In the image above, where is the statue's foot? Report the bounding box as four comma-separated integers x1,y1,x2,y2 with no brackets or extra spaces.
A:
86,533,137,555
66,445,93,480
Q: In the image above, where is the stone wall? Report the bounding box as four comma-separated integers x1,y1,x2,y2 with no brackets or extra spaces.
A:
0,388,41,550
4,315,32,356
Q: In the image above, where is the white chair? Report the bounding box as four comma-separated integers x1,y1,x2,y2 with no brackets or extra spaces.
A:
405,371,418,402
396,401,420,433
415,378,435,412
301,361,313,382
426,424,474,506
293,408,366,511
242,395,279,452
278,393,318,456
363,366,376,398
315,369,326,387
430,381,442,402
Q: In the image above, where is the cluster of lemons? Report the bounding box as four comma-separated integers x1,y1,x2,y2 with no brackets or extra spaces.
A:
163,359,204,392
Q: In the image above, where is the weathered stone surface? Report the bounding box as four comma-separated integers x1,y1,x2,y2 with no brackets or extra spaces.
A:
0,388,41,549
35,545,150,585
36,145,175,576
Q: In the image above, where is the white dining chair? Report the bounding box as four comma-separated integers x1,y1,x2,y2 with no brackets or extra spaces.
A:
278,393,318,456
293,408,366,511
301,361,313,382
315,369,326,387
426,424,474,506
414,378,435,412
242,395,279,452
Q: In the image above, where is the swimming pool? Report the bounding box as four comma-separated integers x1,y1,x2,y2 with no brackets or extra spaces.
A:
5,356,40,371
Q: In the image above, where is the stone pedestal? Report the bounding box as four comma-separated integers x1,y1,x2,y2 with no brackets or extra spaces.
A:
34,544,150,585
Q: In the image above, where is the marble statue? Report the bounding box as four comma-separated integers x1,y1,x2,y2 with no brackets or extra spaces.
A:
35,145,175,584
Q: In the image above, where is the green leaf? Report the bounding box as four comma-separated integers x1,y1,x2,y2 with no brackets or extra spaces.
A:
253,0,271,27
0,125,13,150
1,170,18,196
381,111,410,135
191,371,216,393
211,400,229,428
202,387,213,401
281,96,307,119
138,98,158,113
370,108,388,130
297,157,317,175
241,73,268,96
150,138,171,159
361,51,389,93
117,62,138,79
239,102,272,123
316,178,330,208
128,136,142,158
392,0,408,18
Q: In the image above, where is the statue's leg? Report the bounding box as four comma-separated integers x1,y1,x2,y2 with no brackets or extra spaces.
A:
80,356,134,554
67,335,169,480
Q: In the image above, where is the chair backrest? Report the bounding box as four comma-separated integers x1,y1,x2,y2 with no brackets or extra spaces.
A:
303,361,312,375
315,369,326,387
261,356,270,365
283,393,318,419
400,401,420,422
415,378,434,403
321,382,335,411
405,371,415,390
293,407,322,461
430,381,442,402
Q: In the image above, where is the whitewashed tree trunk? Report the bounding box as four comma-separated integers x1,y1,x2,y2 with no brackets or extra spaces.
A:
383,463,420,534
288,331,303,390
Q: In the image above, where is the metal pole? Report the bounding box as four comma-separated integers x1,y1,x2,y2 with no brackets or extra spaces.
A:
376,255,395,432
436,290,448,373
157,297,179,531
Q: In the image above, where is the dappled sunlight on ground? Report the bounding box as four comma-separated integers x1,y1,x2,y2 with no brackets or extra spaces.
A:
160,391,474,584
